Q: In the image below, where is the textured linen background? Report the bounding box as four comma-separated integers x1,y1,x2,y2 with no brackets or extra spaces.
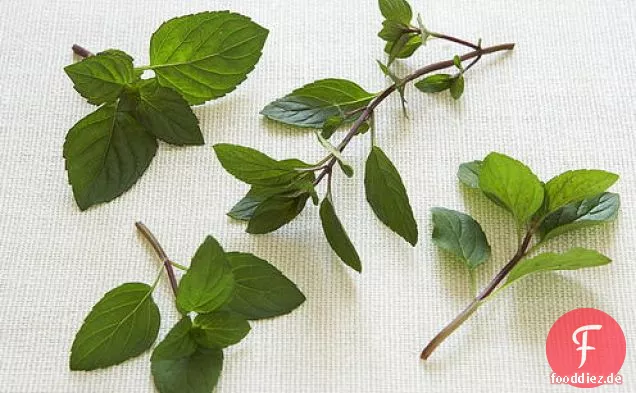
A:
1,0,634,392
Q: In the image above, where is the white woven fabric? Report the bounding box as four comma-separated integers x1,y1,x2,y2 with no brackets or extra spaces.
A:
1,0,634,391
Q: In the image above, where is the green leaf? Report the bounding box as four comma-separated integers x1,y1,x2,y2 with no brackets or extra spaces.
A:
457,160,482,189
478,152,544,225
364,146,418,245
384,34,422,61
453,55,463,71
260,79,376,128
314,131,354,177
177,236,235,314
227,186,273,221
320,196,362,272
379,0,413,24
449,75,465,100
63,103,158,210
152,346,223,393
430,208,490,269
504,248,611,288
378,20,409,42
135,79,203,146
544,169,619,213
225,252,305,319
65,50,137,105
246,193,310,234
151,317,198,361
70,283,160,371
191,311,251,349
415,74,453,93
149,11,268,105
321,116,344,138
377,60,407,114
214,144,310,186
539,193,620,241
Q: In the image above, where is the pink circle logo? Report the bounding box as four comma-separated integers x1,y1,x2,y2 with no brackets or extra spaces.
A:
546,308,626,388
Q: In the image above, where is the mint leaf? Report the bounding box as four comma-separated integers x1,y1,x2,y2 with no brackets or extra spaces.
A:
149,11,268,105
227,187,272,221
544,169,619,213
63,103,157,210
225,252,305,319
431,208,490,269
64,50,137,105
320,196,362,272
377,60,407,114
151,317,197,361
177,236,235,314
191,311,251,349
378,20,409,42
365,146,418,245
379,0,413,25
214,144,310,186
540,193,620,242
70,283,160,371
415,74,453,93
246,193,310,234
384,34,422,61
449,75,465,100
504,248,611,288
135,79,203,146
152,345,223,393
314,131,354,177
260,79,376,128
457,160,482,189
321,116,344,139
478,152,544,225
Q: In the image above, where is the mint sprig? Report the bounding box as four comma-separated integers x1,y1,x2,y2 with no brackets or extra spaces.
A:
70,222,305,393
215,0,515,272
64,11,268,210
422,152,620,360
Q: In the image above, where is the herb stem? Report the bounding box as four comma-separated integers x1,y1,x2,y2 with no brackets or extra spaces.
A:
72,44,93,58
429,32,480,50
313,42,515,186
135,222,179,297
420,228,532,360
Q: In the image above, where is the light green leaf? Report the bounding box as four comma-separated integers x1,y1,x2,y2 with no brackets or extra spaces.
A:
379,0,413,24
415,74,453,93
149,11,268,105
539,193,620,241
544,169,619,213
246,193,310,234
449,75,464,100
457,160,482,189
478,152,544,225
135,79,203,145
64,49,137,105
377,60,407,114
225,252,306,319
430,208,490,269
151,346,223,393
191,311,251,349
453,55,463,71
70,283,160,371
365,146,418,245
504,248,611,288
177,236,235,314
151,317,197,361
314,130,354,177
384,34,422,60
378,20,409,42
320,197,362,272
260,79,376,128
63,103,158,210
321,116,344,139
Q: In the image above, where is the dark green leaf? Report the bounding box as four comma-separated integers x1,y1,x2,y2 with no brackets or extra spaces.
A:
63,103,157,210
151,346,223,393
539,193,620,241
225,252,305,319
65,50,137,105
321,116,344,139
384,34,422,61
544,169,619,213
149,11,268,105
70,283,160,371
430,207,490,269
449,75,464,100
227,187,274,221
478,152,544,225
246,193,310,234
415,74,453,93
135,79,203,146
457,160,482,189
364,146,418,245
177,236,235,314
151,317,197,361
320,197,362,272
379,0,413,24
260,79,376,128
191,311,250,349
504,248,611,288
378,20,409,42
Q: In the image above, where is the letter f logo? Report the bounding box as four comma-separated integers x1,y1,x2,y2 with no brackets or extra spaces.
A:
572,324,602,368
